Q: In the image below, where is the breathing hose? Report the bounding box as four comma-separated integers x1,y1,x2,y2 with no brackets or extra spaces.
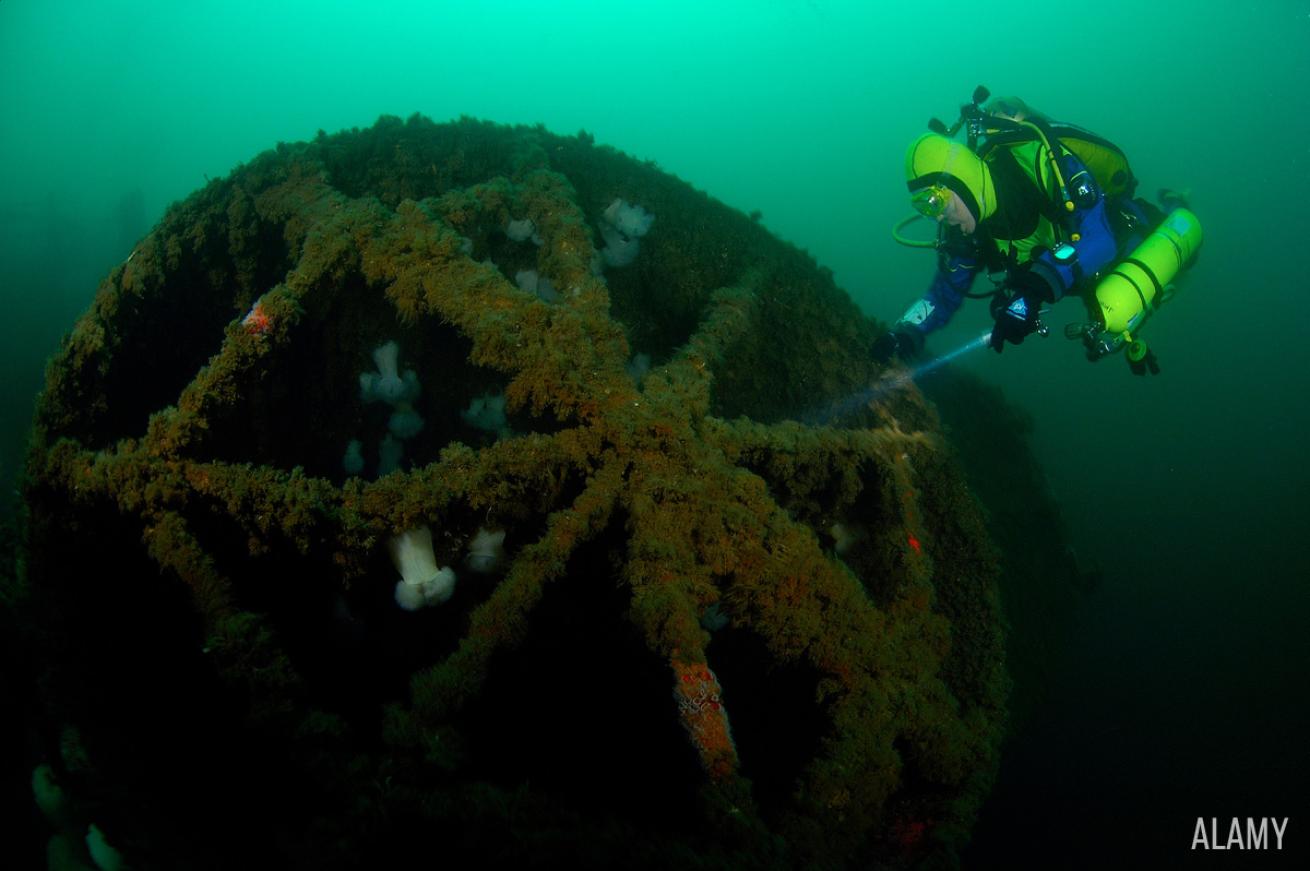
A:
891,213,937,248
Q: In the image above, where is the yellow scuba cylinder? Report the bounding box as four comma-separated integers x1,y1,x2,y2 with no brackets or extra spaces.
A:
1084,208,1202,357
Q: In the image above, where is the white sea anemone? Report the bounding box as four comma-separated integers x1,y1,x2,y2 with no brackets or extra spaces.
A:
464,527,506,573
388,525,456,610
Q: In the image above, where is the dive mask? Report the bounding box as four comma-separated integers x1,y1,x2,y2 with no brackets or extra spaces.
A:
911,183,952,219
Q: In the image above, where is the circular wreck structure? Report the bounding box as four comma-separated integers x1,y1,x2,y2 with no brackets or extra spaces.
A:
21,116,1007,868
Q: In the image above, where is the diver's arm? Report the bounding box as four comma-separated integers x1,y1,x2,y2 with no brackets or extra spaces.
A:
898,245,979,335
873,233,980,362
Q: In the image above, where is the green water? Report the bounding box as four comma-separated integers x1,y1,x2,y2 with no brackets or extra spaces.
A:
3,0,1308,864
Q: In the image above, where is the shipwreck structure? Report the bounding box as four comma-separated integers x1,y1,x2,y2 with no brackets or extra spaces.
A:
20,116,1008,868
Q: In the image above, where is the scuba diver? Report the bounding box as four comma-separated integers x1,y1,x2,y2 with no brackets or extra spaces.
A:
873,88,1202,375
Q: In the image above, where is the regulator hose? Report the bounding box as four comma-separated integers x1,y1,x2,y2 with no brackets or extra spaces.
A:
891,213,937,248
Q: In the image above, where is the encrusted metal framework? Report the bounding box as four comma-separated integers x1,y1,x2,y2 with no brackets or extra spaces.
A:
25,118,1006,867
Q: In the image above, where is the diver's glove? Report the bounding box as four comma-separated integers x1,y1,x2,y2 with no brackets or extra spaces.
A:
988,271,1051,352
872,322,925,364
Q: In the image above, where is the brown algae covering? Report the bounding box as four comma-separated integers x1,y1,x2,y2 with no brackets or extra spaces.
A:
23,116,1007,868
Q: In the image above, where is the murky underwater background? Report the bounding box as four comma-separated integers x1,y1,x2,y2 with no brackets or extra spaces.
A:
2,1,1308,865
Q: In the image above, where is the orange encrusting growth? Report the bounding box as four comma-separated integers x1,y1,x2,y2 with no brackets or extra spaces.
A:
672,660,738,782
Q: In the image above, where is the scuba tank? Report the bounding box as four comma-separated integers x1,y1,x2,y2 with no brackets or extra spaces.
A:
1069,208,1203,369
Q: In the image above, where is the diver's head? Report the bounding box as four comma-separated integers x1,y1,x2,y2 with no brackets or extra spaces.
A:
984,95,1048,124
905,132,995,234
